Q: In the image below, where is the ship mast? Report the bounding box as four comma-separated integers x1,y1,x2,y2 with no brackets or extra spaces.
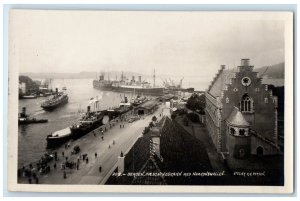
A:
153,69,156,87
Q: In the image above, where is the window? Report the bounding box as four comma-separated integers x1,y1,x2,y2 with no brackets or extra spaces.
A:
240,94,253,112
230,128,235,135
255,88,260,92
233,88,238,92
226,97,229,103
239,129,245,136
265,85,268,91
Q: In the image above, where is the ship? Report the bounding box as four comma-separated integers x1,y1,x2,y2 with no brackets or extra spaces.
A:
93,71,164,96
46,127,71,148
18,107,48,125
41,88,68,111
70,106,105,140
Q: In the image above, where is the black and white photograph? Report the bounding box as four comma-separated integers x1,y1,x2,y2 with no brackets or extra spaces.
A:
7,9,293,193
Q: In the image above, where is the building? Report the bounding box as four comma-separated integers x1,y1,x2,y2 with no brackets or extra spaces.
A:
205,59,281,160
133,99,158,115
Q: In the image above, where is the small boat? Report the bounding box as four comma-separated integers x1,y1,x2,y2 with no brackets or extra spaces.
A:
18,107,48,125
46,127,71,148
21,94,37,99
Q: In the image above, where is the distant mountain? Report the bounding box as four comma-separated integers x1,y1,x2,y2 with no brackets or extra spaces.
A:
255,62,284,79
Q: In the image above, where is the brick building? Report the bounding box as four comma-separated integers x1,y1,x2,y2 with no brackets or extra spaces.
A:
205,59,281,159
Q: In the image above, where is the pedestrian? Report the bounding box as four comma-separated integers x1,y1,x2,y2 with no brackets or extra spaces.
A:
65,156,68,161
86,157,89,164
108,145,111,149
95,152,97,158
101,136,104,141
99,166,102,173
54,163,57,169
120,125,122,128
63,171,67,179
113,140,115,145
62,151,64,157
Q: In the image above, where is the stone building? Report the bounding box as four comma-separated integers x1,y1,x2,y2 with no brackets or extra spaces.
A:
205,59,281,159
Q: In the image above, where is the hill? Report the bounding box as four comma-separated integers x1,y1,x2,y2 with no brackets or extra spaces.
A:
255,62,284,79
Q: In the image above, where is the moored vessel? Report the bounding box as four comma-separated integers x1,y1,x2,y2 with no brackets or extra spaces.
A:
70,106,105,140
46,127,71,148
93,72,164,96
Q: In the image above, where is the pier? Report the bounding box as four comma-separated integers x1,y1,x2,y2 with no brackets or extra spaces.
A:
18,102,164,184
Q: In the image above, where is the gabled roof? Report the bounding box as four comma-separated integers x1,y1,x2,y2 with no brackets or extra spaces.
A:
226,107,250,127
208,69,235,98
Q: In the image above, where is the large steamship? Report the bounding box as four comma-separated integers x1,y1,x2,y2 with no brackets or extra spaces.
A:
93,72,164,96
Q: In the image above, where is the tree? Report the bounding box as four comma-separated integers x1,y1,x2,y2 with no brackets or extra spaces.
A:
186,93,206,113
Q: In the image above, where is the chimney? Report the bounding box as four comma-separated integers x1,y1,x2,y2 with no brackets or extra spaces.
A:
151,127,161,158
117,151,125,174
138,76,142,82
241,59,250,66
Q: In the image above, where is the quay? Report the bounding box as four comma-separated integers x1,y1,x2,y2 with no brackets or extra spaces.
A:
18,101,165,184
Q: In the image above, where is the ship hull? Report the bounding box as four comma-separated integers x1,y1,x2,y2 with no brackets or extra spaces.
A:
93,80,164,96
46,134,71,148
19,119,48,125
41,96,69,111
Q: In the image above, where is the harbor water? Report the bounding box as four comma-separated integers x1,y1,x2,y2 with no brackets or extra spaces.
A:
18,79,128,168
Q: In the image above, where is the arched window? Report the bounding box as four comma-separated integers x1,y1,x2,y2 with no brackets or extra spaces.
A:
240,94,253,112
239,129,245,136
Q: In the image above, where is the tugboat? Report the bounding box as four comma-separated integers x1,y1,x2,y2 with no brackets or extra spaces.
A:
18,107,48,125
46,127,72,148
70,106,105,140
41,88,68,111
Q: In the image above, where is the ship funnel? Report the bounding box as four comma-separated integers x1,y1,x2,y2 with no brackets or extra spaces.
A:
99,75,104,81
138,76,142,82
87,106,91,113
132,76,135,82
124,97,128,103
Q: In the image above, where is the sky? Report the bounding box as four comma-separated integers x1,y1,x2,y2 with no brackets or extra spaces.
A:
11,10,285,81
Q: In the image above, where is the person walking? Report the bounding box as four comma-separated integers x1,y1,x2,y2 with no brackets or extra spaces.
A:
95,152,97,158
63,171,67,179
86,157,89,164
62,151,64,157
99,166,102,173
101,136,104,141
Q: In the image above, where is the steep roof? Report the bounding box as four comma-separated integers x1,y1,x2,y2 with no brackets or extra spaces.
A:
226,107,250,127
134,99,158,110
208,69,235,98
